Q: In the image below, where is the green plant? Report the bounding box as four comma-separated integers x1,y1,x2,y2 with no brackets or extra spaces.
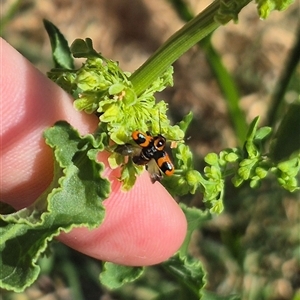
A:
1,0,299,299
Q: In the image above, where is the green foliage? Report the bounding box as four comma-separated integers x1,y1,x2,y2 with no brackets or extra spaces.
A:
166,115,299,214
255,0,295,19
100,263,144,289
1,0,299,297
49,36,185,190
215,0,295,23
163,253,206,299
178,204,211,257
43,19,74,69
215,0,252,24
232,116,300,192
0,122,109,292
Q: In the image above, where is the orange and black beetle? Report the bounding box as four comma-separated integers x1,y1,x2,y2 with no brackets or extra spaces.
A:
116,131,174,183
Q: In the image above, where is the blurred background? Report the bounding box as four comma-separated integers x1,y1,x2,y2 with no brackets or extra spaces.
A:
1,0,299,299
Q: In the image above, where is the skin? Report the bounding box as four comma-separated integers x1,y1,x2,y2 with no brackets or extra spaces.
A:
0,38,187,266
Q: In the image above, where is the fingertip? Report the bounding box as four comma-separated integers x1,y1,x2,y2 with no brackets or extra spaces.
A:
59,168,187,266
0,38,98,209
1,38,188,266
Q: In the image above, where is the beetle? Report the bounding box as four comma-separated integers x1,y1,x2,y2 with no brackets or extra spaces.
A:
115,131,174,183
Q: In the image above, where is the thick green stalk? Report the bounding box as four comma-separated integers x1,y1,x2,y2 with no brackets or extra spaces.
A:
130,0,251,96
169,0,248,143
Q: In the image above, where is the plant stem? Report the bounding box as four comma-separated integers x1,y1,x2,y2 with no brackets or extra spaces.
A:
130,1,219,95
170,0,248,144
130,0,251,96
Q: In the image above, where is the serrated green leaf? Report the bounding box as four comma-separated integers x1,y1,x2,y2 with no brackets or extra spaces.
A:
175,144,194,169
163,253,206,298
210,199,224,214
215,0,252,24
0,121,110,292
179,204,211,257
108,152,125,169
246,116,260,141
186,170,203,194
109,83,126,95
255,166,268,179
275,155,300,191
238,158,258,180
100,262,144,289
119,159,143,191
256,0,295,19
0,222,47,292
43,19,74,69
70,38,91,56
254,126,272,140
204,153,219,166
225,152,239,163
70,38,99,58
244,117,263,158
178,111,193,133
277,156,300,176
232,174,244,187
